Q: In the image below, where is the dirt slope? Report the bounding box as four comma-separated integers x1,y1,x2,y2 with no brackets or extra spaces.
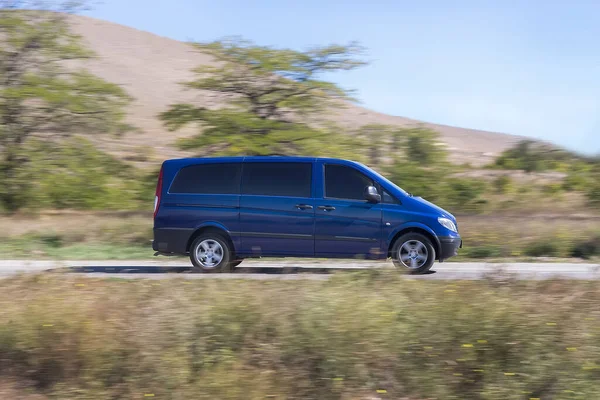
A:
68,14,523,165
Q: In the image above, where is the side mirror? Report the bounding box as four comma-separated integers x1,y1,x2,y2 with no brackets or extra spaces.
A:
364,186,381,203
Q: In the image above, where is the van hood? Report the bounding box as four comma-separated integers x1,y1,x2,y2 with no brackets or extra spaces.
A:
406,196,456,221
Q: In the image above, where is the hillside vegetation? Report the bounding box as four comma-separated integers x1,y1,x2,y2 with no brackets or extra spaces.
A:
62,14,523,166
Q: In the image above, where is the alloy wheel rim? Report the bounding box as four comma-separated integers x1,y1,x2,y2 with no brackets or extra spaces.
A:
399,240,428,269
195,239,224,268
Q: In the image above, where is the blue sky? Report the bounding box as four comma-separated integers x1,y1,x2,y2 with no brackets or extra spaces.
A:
85,0,600,154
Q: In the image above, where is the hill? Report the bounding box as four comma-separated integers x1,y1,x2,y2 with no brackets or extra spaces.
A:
67,14,524,166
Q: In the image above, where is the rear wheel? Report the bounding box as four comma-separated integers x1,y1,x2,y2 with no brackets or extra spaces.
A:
391,233,435,274
189,234,232,273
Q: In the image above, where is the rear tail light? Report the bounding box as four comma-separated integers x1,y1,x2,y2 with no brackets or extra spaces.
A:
154,166,164,219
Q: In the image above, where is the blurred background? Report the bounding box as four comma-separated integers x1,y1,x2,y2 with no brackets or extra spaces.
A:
1,2,600,399
1,0,598,262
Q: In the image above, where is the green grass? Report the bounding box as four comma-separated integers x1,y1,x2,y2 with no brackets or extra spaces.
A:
0,239,156,260
458,245,504,259
0,273,599,399
45,243,156,260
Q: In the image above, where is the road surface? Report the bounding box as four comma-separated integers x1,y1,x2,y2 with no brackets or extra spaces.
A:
0,259,598,280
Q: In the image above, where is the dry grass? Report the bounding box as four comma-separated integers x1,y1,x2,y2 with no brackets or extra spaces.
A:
0,211,152,243
0,273,599,399
458,215,600,244
483,191,590,215
0,380,47,400
0,212,154,259
456,215,600,260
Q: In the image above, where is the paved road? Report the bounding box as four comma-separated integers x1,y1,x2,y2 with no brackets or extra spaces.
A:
0,259,599,280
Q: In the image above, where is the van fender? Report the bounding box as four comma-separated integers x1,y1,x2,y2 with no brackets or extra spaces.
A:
193,221,231,234
187,221,239,253
386,221,441,255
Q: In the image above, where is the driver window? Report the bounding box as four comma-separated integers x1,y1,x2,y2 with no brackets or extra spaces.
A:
325,164,374,200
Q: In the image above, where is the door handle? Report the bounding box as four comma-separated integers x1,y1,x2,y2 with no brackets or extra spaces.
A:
295,204,313,210
318,205,336,211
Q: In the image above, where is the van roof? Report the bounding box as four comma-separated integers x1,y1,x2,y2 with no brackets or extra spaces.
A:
163,156,363,165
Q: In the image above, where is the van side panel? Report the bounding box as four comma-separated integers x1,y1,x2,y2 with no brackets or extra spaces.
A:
158,194,240,253
238,196,315,257
153,159,242,254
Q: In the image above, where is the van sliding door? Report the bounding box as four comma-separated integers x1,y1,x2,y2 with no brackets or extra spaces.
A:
239,161,315,257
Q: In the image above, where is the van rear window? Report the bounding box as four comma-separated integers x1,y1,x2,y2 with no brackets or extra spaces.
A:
242,163,312,197
169,163,241,194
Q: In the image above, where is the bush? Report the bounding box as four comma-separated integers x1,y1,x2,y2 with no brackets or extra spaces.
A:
404,128,448,165
462,245,503,258
517,184,532,194
563,172,588,191
524,239,560,257
587,181,600,208
35,233,63,249
124,145,156,162
570,235,600,259
491,140,580,172
542,183,563,196
385,163,488,214
493,175,513,194
444,178,487,210
386,162,447,202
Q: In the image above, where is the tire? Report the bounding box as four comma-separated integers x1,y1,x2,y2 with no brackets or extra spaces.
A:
228,259,243,268
391,233,436,274
189,233,232,273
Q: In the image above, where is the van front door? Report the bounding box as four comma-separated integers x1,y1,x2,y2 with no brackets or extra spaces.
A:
314,163,383,259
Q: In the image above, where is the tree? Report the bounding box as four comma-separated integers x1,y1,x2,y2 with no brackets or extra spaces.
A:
491,140,580,173
0,2,131,210
403,127,447,165
160,38,366,156
493,174,513,194
354,124,390,166
349,124,447,167
587,163,600,208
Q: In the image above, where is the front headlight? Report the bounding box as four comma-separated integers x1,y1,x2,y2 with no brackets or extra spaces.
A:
438,217,458,233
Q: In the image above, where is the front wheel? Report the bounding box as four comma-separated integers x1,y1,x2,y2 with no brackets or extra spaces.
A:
391,233,436,274
189,234,232,273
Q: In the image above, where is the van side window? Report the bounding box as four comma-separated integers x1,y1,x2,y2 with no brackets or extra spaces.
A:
169,163,241,194
382,190,399,204
325,164,374,200
242,163,312,197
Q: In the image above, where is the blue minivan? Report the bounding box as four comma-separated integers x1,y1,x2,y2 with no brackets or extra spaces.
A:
152,157,462,274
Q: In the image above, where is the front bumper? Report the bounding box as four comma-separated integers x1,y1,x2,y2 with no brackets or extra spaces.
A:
438,236,462,261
